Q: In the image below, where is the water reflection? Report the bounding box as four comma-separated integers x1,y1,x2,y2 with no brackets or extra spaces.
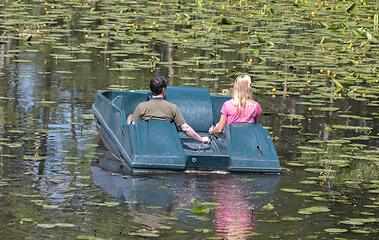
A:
212,179,256,239
91,145,280,238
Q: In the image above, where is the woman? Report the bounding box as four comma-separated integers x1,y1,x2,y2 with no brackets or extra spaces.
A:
209,75,261,137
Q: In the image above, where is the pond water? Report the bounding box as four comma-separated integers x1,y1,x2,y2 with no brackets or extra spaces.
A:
0,0,379,239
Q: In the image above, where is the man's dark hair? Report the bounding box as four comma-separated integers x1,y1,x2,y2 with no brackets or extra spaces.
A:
150,76,167,96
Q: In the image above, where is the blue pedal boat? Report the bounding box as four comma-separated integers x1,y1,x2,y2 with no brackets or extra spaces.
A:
92,86,282,173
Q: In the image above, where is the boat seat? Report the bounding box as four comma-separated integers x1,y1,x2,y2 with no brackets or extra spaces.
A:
211,94,231,125
108,91,150,133
130,119,186,169
166,87,213,132
120,91,150,116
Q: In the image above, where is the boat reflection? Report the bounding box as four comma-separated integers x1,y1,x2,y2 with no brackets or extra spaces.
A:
91,145,280,238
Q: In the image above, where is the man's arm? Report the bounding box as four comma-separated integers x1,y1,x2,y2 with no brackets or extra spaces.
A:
127,103,143,126
179,123,210,143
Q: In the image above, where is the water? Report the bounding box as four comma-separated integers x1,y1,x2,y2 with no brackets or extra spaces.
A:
0,0,379,239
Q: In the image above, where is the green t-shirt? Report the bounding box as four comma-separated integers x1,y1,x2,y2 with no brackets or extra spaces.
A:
131,98,186,127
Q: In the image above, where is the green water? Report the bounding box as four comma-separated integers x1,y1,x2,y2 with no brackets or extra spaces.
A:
0,0,378,239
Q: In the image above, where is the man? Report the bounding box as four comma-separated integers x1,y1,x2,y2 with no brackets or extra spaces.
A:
128,76,210,144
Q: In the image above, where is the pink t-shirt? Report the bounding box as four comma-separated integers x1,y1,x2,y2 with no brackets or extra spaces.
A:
221,100,262,125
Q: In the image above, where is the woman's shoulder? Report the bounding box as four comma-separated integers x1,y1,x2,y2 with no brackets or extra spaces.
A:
223,99,233,105
246,100,259,106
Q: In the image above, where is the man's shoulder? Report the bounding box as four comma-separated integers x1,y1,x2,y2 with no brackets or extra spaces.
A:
134,101,149,109
148,99,178,107
138,99,178,108
162,100,178,107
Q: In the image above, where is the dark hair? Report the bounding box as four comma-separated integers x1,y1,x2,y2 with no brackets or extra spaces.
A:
150,76,167,95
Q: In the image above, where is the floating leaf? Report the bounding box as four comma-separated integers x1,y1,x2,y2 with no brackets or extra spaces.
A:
242,178,255,181
80,114,95,120
262,203,274,210
77,236,106,239
188,215,210,221
281,188,302,193
345,2,356,13
130,232,160,237
269,8,275,18
366,29,377,42
351,229,371,234
21,218,34,222
75,183,89,187
281,125,300,129
104,202,119,207
281,217,303,221
286,162,306,166
37,224,56,228
257,36,266,43
37,101,56,104
191,205,210,214
316,107,339,111
163,217,178,220
200,202,220,206
256,191,268,194
146,206,162,209
262,219,280,223
55,223,77,227
220,18,232,25
298,206,330,214
313,197,328,202
300,180,317,184
158,225,171,229
340,220,364,225
333,79,343,89
43,205,59,209
194,228,213,233
324,228,348,233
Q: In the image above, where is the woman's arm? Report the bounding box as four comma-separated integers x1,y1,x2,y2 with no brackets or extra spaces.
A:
209,114,227,137
255,114,261,124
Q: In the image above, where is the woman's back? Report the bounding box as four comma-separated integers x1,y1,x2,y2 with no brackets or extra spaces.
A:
221,100,262,125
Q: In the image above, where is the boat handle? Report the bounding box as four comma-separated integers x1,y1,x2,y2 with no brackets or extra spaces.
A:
256,145,263,156
198,142,204,152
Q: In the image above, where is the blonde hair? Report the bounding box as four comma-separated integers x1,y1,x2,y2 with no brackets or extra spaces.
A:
231,75,254,116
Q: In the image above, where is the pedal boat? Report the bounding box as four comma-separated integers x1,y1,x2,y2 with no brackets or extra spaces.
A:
92,86,282,173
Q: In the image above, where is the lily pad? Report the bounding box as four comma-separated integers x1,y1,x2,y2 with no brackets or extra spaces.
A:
191,205,210,214
281,217,303,221
298,206,330,214
281,188,303,193
262,203,274,210
55,223,77,227
351,229,371,233
324,228,348,233
37,224,56,228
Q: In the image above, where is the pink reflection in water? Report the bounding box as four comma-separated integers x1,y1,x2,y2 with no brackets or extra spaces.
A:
212,179,256,239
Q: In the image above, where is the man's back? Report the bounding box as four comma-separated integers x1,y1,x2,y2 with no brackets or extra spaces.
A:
131,98,185,127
